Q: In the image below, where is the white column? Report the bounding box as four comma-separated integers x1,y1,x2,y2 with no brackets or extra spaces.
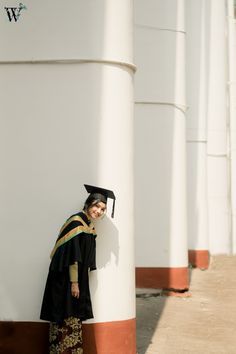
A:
207,0,231,254
186,0,209,267
0,1,136,353
227,0,236,253
134,0,188,289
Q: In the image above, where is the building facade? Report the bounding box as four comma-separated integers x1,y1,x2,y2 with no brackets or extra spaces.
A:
135,0,236,290
0,1,235,353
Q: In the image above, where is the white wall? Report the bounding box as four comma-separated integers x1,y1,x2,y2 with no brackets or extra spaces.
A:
0,64,97,321
0,1,133,63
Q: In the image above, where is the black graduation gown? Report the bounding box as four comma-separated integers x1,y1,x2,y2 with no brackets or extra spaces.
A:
40,212,97,324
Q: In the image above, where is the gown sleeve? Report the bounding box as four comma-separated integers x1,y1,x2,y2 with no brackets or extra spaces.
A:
69,262,78,282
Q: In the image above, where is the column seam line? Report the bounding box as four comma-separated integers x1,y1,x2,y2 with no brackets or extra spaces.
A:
207,154,228,157
135,101,188,113
135,24,186,34
0,58,137,72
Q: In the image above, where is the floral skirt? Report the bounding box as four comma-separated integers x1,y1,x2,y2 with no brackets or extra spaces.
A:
49,317,83,354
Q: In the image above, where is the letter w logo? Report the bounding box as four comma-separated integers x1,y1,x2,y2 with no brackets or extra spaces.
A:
4,7,19,22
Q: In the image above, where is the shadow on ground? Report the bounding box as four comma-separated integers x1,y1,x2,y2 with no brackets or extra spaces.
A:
136,267,193,354
136,292,166,354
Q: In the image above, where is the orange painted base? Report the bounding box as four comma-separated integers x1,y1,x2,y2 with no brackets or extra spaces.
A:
83,318,136,354
0,321,49,354
0,319,136,354
188,249,209,269
135,267,189,290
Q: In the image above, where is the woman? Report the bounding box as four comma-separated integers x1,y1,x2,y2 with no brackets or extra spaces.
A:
40,184,115,354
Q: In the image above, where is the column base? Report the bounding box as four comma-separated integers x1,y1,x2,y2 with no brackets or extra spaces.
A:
83,318,136,354
135,267,189,290
0,319,136,354
188,250,209,269
0,321,49,354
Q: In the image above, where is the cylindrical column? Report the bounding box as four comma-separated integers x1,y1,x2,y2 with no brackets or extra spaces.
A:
227,0,236,254
82,2,136,352
207,0,231,254
0,1,136,353
186,0,209,268
134,0,188,289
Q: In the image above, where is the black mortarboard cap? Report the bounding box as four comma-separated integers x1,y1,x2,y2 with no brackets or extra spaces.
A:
84,184,116,218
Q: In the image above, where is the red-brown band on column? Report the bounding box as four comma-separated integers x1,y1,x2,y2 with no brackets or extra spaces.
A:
188,250,209,269
135,267,189,289
83,318,136,354
0,319,136,354
0,321,49,354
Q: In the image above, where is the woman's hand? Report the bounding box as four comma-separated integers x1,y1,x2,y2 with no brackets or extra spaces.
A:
71,282,80,299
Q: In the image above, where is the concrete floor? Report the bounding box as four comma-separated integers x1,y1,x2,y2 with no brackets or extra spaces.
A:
136,255,236,354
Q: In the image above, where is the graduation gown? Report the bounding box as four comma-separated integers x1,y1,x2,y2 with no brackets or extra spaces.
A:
40,211,97,323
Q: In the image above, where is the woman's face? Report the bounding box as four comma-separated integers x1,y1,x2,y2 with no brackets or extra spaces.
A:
87,201,107,220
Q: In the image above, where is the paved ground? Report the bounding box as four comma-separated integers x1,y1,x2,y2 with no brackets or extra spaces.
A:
136,255,236,354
